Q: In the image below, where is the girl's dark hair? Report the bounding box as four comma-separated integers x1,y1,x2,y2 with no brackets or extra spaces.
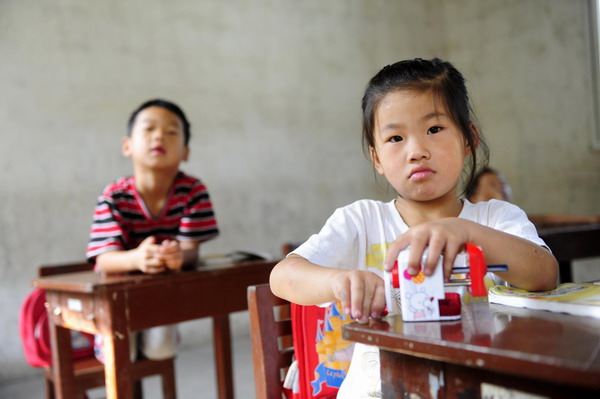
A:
361,58,489,195
127,99,191,147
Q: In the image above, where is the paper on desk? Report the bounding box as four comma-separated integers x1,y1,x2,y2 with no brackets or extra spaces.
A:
384,249,445,321
399,250,445,322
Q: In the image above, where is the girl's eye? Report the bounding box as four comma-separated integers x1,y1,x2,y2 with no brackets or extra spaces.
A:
427,126,442,134
389,135,403,143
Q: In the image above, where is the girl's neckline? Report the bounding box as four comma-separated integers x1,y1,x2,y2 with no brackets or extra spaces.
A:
391,198,466,227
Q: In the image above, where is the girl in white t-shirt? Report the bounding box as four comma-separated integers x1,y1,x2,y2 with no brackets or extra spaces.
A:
270,58,558,398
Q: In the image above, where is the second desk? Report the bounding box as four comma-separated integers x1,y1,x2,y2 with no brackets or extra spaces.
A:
32,259,277,399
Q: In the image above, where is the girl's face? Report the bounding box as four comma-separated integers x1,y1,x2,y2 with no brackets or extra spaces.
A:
370,90,471,204
123,106,189,170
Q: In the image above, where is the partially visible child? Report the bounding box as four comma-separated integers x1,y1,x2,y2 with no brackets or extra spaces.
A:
87,99,219,362
270,58,558,398
467,167,600,227
465,167,512,203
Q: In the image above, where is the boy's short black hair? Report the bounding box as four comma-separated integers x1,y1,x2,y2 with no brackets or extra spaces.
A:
127,99,191,146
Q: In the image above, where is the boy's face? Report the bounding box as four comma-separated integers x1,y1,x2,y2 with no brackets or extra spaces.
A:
122,106,189,171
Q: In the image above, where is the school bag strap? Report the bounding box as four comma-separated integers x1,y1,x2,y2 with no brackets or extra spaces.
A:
290,302,355,398
19,288,94,368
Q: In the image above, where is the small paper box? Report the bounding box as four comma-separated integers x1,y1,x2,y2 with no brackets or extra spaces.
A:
384,249,461,322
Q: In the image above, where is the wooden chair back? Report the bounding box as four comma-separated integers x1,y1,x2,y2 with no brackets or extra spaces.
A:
248,284,294,399
38,262,93,277
38,261,177,399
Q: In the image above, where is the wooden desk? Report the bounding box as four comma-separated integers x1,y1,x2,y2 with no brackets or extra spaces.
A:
32,259,277,399
537,223,600,283
344,302,600,398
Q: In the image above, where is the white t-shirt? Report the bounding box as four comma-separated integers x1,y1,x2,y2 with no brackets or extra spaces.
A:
292,198,547,399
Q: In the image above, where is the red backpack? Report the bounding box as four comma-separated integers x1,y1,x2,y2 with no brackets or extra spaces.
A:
19,288,94,367
290,301,355,398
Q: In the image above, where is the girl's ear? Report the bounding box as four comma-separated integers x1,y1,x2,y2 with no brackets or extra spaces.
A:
466,122,481,155
369,146,385,175
182,147,189,162
122,137,132,157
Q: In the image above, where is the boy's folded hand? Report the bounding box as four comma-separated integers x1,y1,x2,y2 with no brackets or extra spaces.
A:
159,240,184,271
136,236,167,274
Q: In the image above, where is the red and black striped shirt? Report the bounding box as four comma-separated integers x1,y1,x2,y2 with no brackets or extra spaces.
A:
87,172,219,262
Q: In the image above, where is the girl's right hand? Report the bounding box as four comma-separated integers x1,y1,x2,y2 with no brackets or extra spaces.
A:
331,270,386,324
383,218,473,281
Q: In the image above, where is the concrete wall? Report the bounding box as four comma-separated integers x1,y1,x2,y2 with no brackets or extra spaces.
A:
1,0,598,383
441,0,600,215
440,0,600,283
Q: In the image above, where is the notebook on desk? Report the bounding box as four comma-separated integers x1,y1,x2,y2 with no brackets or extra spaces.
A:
489,282,600,319
201,250,274,265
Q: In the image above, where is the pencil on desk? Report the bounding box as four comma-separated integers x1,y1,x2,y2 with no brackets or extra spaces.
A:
451,264,508,273
446,265,508,287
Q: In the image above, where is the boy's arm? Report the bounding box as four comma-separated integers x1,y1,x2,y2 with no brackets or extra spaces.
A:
96,236,166,274
151,240,200,271
270,254,386,322
96,238,200,274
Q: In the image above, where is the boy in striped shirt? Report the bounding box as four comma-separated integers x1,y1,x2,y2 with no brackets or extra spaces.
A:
86,99,219,361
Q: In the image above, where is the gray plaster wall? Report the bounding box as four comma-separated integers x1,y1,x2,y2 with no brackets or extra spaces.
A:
1,0,598,383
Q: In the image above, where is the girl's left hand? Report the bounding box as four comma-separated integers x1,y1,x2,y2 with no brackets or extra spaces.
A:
384,218,474,281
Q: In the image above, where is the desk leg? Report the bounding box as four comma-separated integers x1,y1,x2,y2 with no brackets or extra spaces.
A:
212,315,234,399
103,333,134,399
48,322,77,398
100,291,134,399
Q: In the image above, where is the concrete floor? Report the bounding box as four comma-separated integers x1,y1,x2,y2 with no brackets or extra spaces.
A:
0,334,256,399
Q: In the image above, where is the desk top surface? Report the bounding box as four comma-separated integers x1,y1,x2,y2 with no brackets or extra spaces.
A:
536,222,600,262
536,222,600,235
344,301,600,389
32,259,278,293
